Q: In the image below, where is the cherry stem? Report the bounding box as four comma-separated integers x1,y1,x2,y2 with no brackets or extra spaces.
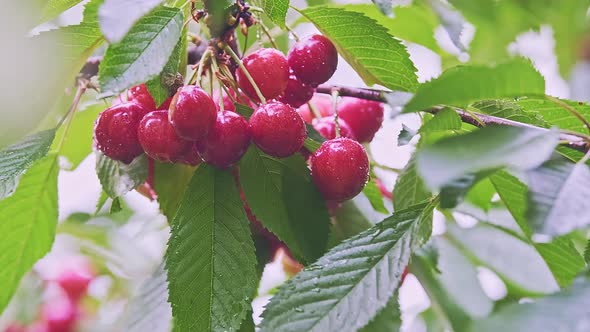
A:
210,55,224,112
193,48,212,86
285,24,300,41
224,45,267,104
331,89,340,138
258,22,278,49
307,102,322,120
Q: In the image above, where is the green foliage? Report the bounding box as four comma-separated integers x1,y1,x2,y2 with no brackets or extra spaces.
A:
516,97,590,136
153,162,195,221
99,6,183,96
0,156,58,312
260,203,434,332
393,157,431,210
299,6,419,92
96,153,147,199
328,200,373,248
362,176,388,214
490,171,531,235
239,146,330,263
259,0,289,28
166,165,257,332
359,295,401,332
146,34,184,107
0,129,56,200
40,0,84,22
471,99,549,128
419,108,462,134
53,104,102,169
404,59,545,112
535,236,586,288
98,0,164,43
370,0,392,17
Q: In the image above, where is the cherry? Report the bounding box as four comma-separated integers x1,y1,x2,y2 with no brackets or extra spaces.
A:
197,111,251,168
310,138,369,201
169,85,217,141
128,84,156,110
337,97,384,143
94,102,148,164
56,268,94,302
277,72,315,108
312,117,356,140
250,101,307,158
138,110,194,163
41,297,78,332
288,34,338,86
236,48,289,102
175,143,202,166
297,95,333,124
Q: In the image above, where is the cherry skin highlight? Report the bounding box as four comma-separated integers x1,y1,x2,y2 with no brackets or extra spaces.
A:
236,48,289,102
169,85,217,141
337,97,384,143
297,95,333,124
94,102,148,164
288,34,338,86
312,117,356,140
310,138,369,201
197,111,251,168
250,101,307,158
277,72,315,108
138,110,194,163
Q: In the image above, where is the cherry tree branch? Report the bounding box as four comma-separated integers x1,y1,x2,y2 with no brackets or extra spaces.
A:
316,84,590,153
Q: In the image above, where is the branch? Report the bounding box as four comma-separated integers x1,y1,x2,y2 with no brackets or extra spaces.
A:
316,84,590,153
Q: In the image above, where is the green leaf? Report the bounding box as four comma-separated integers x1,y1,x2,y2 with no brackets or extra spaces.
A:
585,239,590,264
419,108,462,134
526,157,590,236
303,123,326,152
54,104,102,170
359,294,401,332
404,59,545,112
469,278,590,332
490,170,531,236
239,146,330,263
416,126,559,190
328,200,373,248
99,6,183,96
96,153,147,199
260,203,434,332
40,0,84,22
393,157,431,210
535,236,585,288
0,129,56,200
516,97,590,136
153,162,195,221
439,170,495,209
471,99,549,128
145,35,183,107
299,6,418,92
362,177,388,214
98,0,164,43
0,156,58,313
370,0,392,16
465,178,496,211
260,0,289,28
166,164,257,332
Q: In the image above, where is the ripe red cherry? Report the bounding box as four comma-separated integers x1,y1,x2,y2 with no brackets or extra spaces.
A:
175,143,202,166
56,269,94,302
277,72,314,108
169,85,217,141
236,48,289,102
138,110,194,163
310,138,369,201
338,97,384,143
250,102,307,158
41,297,78,332
288,34,338,86
197,111,251,168
297,95,333,124
312,117,356,140
94,102,148,164
128,84,156,110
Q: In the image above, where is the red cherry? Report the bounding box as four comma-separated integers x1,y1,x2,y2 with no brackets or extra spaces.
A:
297,95,333,124
128,84,157,110
138,110,194,163
288,34,338,86
175,143,202,166
157,97,172,110
94,102,148,164
56,269,93,302
169,86,217,141
250,102,307,158
312,117,356,140
277,73,315,108
310,138,369,201
197,111,251,168
236,48,289,102
41,297,78,332
337,97,384,143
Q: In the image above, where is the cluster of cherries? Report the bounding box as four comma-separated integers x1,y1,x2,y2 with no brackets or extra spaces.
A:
94,34,384,201
4,261,95,332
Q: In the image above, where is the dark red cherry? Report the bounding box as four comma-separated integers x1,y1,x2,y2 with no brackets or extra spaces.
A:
250,102,307,158
175,143,202,166
128,84,156,110
338,97,384,143
236,48,289,102
312,117,356,140
94,102,148,164
169,85,217,141
310,138,369,201
297,95,333,124
288,34,338,86
197,111,251,168
138,110,194,163
277,72,314,108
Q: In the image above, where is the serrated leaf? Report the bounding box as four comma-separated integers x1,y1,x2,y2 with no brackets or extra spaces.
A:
535,236,585,288
490,170,531,236
393,157,431,210
584,239,590,264
260,0,289,28
124,264,172,332
471,99,549,128
153,162,195,221
145,36,183,107
239,146,330,263
99,6,183,96
0,129,56,200
404,59,545,112
0,156,58,312
465,178,495,211
419,108,462,134
469,278,590,332
516,97,590,136
416,126,559,190
299,6,418,92
359,294,401,332
328,200,373,248
362,177,388,214
40,0,85,22
166,164,257,332
99,0,164,43
54,104,102,170
96,152,147,199
260,203,434,332
526,157,590,236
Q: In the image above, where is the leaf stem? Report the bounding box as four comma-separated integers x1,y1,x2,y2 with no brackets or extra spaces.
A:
258,22,278,49
224,45,266,104
210,55,224,112
56,83,87,152
331,89,341,138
